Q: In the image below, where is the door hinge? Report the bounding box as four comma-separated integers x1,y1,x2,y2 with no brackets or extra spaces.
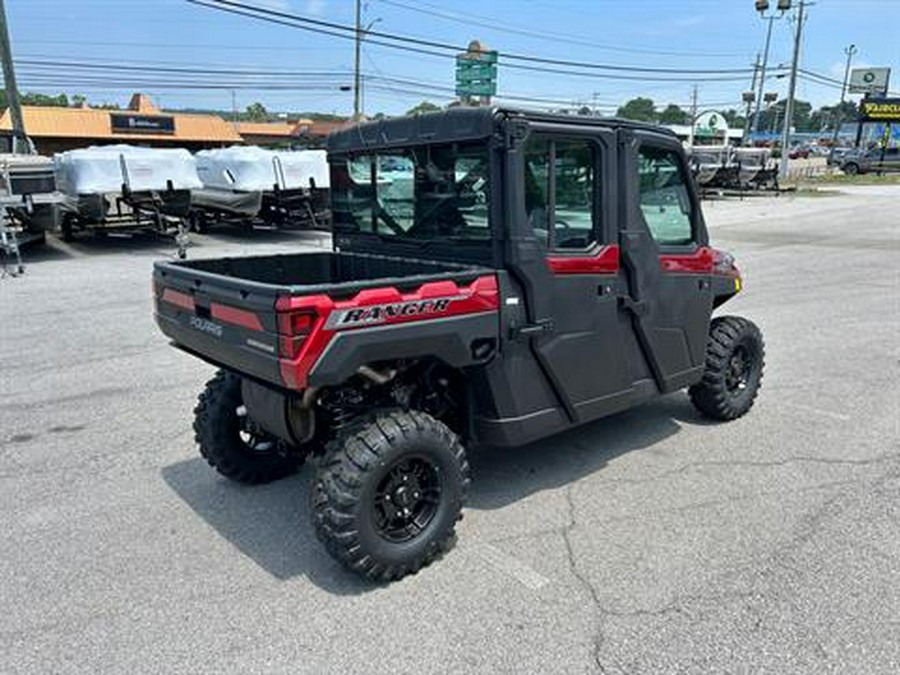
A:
511,318,555,340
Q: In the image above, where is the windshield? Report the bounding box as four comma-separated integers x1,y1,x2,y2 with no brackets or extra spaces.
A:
331,143,491,243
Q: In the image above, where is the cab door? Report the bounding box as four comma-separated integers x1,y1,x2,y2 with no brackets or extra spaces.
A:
615,130,715,393
518,129,634,422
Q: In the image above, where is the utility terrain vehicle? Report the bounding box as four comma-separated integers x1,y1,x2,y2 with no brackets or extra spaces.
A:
154,108,764,581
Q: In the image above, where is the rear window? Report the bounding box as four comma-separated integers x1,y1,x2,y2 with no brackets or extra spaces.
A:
331,143,490,244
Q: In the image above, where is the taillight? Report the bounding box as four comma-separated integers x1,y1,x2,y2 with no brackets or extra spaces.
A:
712,248,740,277
276,310,316,359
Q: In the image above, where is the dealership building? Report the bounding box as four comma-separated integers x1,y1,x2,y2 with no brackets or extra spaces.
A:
0,93,243,155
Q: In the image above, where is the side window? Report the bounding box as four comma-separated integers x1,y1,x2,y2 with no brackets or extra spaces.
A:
637,145,694,246
524,136,596,250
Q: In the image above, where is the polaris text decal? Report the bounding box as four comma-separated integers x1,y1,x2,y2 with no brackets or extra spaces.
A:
190,316,224,337
324,296,457,329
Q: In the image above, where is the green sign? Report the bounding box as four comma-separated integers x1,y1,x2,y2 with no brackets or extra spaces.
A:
455,49,498,98
456,62,497,80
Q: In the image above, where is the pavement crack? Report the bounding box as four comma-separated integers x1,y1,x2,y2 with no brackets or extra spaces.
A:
561,483,611,674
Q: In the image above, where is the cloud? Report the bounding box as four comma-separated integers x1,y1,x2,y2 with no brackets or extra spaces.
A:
306,0,326,16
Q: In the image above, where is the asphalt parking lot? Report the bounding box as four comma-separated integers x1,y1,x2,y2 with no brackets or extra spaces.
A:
2,186,898,674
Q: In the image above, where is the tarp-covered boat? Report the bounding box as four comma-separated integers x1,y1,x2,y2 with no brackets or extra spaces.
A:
191,146,329,230
54,145,201,240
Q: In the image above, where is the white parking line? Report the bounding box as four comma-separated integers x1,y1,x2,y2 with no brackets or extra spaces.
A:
469,543,550,590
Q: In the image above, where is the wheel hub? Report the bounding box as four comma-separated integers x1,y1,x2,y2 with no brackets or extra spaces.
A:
374,457,441,542
726,347,751,393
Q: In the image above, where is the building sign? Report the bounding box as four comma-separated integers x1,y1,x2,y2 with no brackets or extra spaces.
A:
456,40,498,99
849,68,891,96
693,111,729,137
858,98,900,122
110,114,176,134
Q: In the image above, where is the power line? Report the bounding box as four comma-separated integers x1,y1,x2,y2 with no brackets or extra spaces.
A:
188,0,760,76
374,0,749,59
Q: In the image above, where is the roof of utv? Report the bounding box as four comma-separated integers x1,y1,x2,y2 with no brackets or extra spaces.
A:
327,106,676,153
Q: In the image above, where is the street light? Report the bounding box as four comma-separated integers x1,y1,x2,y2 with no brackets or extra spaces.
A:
751,0,790,137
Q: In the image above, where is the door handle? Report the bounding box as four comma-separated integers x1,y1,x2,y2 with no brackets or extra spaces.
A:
511,318,555,340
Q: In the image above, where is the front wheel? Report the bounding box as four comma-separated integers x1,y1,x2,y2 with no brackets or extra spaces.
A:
689,316,765,421
312,410,469,581
193,370,303,484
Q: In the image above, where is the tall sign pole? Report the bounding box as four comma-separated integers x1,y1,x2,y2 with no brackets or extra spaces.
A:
352,0,361,121
0,0,27,154
779,0,807,181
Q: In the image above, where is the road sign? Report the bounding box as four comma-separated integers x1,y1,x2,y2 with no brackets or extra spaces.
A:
456,62,497,80
456,41,498,100
849,67,891,95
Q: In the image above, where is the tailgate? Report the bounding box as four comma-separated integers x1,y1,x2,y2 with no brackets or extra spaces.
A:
154,259,501,391
153,262,284,386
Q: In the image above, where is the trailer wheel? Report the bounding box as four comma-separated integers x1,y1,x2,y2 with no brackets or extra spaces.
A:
188,211,209,234
60,214,76,242
193,370,303,484
312,410,469,581
689,316,765,421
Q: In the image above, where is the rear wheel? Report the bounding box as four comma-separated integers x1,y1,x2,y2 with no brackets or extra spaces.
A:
193,370,303,484
312,410,469,581
689,316,765,421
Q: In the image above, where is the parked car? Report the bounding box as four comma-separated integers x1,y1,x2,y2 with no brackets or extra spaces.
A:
828,146,855,167
840,147,900,175
788,146,810,160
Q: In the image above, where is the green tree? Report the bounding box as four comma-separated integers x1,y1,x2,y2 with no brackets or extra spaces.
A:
756,99,814,133
616,97,656,122
406,101,441,115
720,109,746,129
658,104,689,125
810,100,857,132
245,102,268,121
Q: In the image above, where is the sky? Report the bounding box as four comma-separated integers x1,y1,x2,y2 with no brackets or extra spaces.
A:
7,0,900,118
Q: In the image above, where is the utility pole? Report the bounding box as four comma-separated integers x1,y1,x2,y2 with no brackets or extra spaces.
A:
0,0,27,154
779,0,808,181
353,0,361,121
830,43,857,147
689,84,698,146
743,54,760,145
752,13,777,135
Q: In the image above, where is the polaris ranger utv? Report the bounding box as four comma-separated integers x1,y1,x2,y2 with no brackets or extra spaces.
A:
153,108,764,581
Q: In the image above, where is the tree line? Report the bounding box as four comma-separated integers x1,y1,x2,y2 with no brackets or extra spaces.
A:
613,96,858,134
1,90,861,135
